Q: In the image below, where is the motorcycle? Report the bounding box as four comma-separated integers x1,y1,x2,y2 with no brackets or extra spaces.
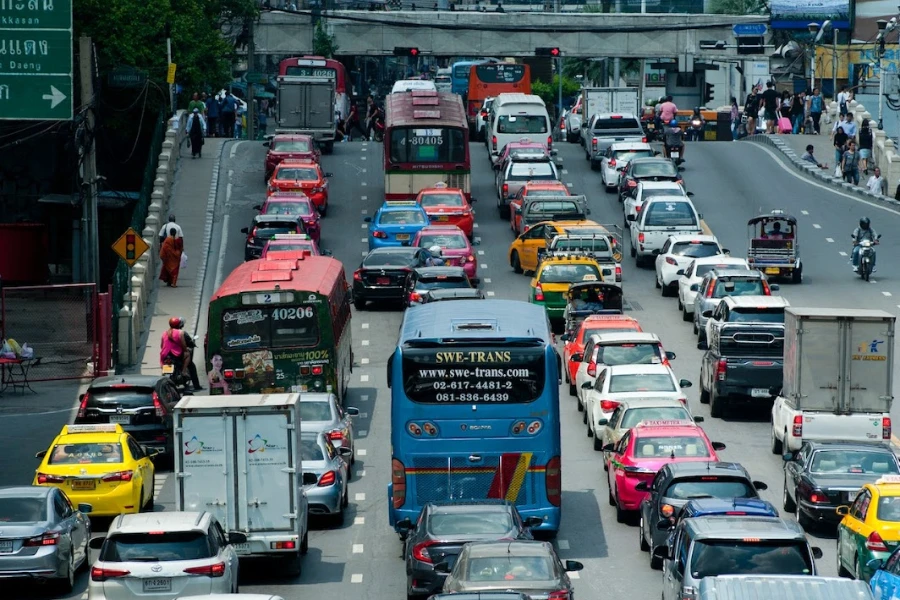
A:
668,145,684,165
161,353,189,388
856,234,881,281
687,118,703,141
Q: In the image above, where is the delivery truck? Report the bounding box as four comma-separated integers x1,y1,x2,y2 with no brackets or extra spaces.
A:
174,393,316,574
771,307,895,453
578,87,640,142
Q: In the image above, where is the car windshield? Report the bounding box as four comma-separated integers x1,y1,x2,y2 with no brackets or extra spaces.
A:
0,497,46,522
275,168,318,181
713,278,764,297
299,439,325,461
539,264,601,284
48,442,123,464
420,193,465,207
265,201,312,216
644,202,697,227
497,115,548,134
614,149,654,162
100,531,214,562
672,242,719,258
300,402,333,422
810,450,899,474
689,540,812,578
635,436,710,458
510,162,555,179
379,210,427,225
86,388,155,408
664,478,757,499
609,374,676,393
417,276,471,290
730,308,785,324
416,234,468,249
274,140,311,152
465,555,555,582
428,512,514,536
363,252,416,267
620,407,691,429
599,343,663,366
634,162,678,177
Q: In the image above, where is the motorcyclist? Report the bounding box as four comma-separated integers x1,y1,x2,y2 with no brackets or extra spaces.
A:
160,317,190,383
687,108,705,142
851,217,879,273
179,318,204,391
425,245,445,266
663,119,685,160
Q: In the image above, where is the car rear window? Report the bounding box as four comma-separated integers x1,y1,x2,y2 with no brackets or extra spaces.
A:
274,140,311,152
620,407,691,429
593,117,641,131
634,436,710,458
417,276,471,290
428,512,514,536
266,242,316,254
416,234,468,249
878,497,900,522
265,201,312,216
690,540,812,578
300,402,332,422
609,373,676,393
510,162,555,178
528,201,579,215
363,252,417,267
730,307,785,323
613,149,654,162
664,477,756,499
538,264,600,284
299,439,325,461
811,450,898,474
713,278,764,297
497,114,548,134
419,193,465,207
48,443,124,464
276,168,318,181
525,189,567,198
255,227,298,238
101,531,214,562
644,202,697,227
0,497,46,522
633,162,678,178
87,388,155,408
380,210,427,225
671,241,719,258
465,556,555,581
598,343,663,366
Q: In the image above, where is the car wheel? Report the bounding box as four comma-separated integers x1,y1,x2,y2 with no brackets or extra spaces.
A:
576,393,584,412
56,552,75,594
855,555,863,580
593,430,603,451
511,251,523,274
145,475,155,510
586,413,593,437
630,244,636,258
692,317,698,334
342,485,350,508
333,506,345,527
770,426,783,455
655,275,661,289
699,384,710,404
662,282,674,297
615,494,629,524
709,389,725,418
782,476,797,512
590,159,599,171
319,204,328,218
568,382,576,396
583,404,588,423
607,480,616,506
677,297,683,311
354,298,366,311
600,169,606,186
797,504,814,531
639,518,650,551
285,550,303,576
682,306,692,322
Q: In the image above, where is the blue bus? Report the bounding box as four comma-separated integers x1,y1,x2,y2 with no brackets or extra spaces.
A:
450,59,495,96
387,300,562,536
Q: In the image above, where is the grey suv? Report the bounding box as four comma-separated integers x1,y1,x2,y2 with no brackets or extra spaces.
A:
692,269,779,344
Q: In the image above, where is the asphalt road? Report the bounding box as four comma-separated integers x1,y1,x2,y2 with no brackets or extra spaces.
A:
9,134,900,600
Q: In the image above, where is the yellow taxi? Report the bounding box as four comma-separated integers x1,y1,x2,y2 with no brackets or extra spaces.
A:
509,219,616,275
529,254,605,321
33,424,157,517
836,474,900,581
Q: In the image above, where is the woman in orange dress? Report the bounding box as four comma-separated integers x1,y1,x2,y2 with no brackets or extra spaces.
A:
159,228,183,287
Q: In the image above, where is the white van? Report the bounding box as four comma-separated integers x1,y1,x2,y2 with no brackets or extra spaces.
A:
434,68,452,93
391,79,437,94
488,93,551,163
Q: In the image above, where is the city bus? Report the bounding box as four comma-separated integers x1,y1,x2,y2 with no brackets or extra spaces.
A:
386,300,563,537
450,59,495,96
205,253,352,400
466,62,531,128
383,90,471,201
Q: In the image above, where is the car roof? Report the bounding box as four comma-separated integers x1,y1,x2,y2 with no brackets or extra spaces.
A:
418,225,467,234
419,187,464,195
90,375,165,389
606,363,671,375
0,486,53,499
638,181,683,189
596,112,639,118
277,158,319,166
666,234,717,244
523,182,568,189
683,516,804,540
367,247,419,256
539,255,600,266
804,441,896,452
665,461,752,478
110,511,211,534
682,498,779,517
721,296,790,308
631,157,675,165
633,422,704,436
464,540,554,557
708,268,762,279
379,203,426,212
586,332,661,344
415,266,468,277
426,288,483,300
272,134,313,141
430,594,529,600
265,195,312,203
618,398,691,411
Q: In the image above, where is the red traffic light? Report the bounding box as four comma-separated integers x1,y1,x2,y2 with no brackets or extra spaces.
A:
393,47,420,57
410,48,419,56
550,48,560,56
535,47,561,57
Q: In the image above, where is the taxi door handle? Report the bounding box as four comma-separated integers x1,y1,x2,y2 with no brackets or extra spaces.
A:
468,455,482,463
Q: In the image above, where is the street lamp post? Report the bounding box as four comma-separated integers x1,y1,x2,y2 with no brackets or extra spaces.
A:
807,20,831,93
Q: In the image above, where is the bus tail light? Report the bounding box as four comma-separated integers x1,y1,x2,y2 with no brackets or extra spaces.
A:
587,361,597,377
353,270,363,281
615,265,622,282
792,415,803,437
534,284,544,302
884,417,892,440
77,393,90,418
412,540,439,563
868,531,889,552
311,365,323,375
599,399,619,412
373,230,388,239
546,455,561,507
715,359,727,381
492,136,497,152
392,459,407,509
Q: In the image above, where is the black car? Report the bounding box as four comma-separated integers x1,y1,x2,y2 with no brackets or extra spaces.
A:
396,500,541,599
638,461,768,569
782,440,900,530
617,157,683,201
352,247,433,310
406,266,475,307
74,375,181,463
241,214,307,261
422,288,486,303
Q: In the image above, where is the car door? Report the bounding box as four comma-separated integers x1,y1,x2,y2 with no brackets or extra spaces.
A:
520,224,548,272
656,238,672,274
127,437,153,506
784,444,808,504
841,490,873,568
575,339,597,401
52,490,85,566
587,368,609,425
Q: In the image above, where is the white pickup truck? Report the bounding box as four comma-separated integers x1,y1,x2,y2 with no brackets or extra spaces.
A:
771,307,895,454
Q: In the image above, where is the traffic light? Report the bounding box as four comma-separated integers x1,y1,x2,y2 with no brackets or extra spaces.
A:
703,83,714,104
125,233,136,261
535,47,561,57
394,47,420,57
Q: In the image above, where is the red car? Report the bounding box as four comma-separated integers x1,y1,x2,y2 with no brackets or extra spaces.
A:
508,181,570,235
267,159,332,216
412,225,478,282
605,420,725,521
563,315,643,394
261,234,322,258
254,193,321,243
415,184,476,240
264,134,321,182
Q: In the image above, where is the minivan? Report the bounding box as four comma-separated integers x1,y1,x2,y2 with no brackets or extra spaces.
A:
488,93,551,163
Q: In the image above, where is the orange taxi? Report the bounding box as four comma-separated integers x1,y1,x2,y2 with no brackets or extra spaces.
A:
562,314,643,395
267,159,332,216
415,183,476,240
509,181,571,235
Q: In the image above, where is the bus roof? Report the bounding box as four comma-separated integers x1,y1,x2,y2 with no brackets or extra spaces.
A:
385,91,467,129
398,299,552,342
211,255,345,301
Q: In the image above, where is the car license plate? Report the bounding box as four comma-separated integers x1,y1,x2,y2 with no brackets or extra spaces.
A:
233,543,251,555
376,277,390,285
765,267,780,275
161,364,175,374
142,578,171,592
291,188,305,192
71,479,96,490
671,151,680,159
0,541,13,554
109,415,131,425
751,388,771,398
396,234,410,241
435,216,449,221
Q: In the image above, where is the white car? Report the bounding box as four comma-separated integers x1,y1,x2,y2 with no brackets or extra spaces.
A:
599,142,655,192
654,234,727,295
476,97,494,142
676,256,750,321
628,195,703,268
623,181,691,230
582,363,692,449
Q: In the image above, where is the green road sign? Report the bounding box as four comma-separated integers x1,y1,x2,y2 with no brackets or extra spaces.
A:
0,0,73,121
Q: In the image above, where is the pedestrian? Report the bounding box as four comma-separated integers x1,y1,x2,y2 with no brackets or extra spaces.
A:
159,228,184,288
187,91,205,114
808,87,823,133
158,214,184,245
744,86,760,135
790,91,805,134
257,108,268,139
837,85,852,116
839,112,857,138
235,102,245,139
801,144,827,169
859,118,873,174
205,92,220,137
219,90,237,138
866,166,888,195
730,97,741,140
780,90,792,120
841,140,860,185
345,104,367,140
186,108,206,159
496,1,504,10
760,81,779,134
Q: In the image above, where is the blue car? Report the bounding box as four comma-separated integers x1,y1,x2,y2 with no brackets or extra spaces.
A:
364,201,430,250
870,545,900,600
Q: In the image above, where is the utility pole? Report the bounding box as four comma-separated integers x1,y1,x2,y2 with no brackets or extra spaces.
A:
166,37,175,112
79,36,99,284
832,28,838,98
247,18,256,142
612,0,621,86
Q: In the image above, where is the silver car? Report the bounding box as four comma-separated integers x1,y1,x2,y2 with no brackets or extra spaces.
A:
299,393,359,462
0,486,91,593
301,431,351,525
692,268,779,343
438,540,583,599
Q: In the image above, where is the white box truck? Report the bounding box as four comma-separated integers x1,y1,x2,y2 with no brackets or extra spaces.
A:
581,87,639,121
771,307,895,453
174,393,314,574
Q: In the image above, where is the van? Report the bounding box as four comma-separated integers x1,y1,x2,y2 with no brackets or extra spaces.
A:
391,79,438,94
488,93,551,163
628,196,702,267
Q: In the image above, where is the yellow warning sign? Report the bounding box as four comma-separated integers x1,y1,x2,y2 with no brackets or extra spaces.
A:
111,227,150,267
166,63,177,84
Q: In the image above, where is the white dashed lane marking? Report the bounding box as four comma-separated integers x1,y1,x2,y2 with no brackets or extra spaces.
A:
355,493,366,501
813,224,821,229
361,196,367,200
361,323,369,329
357,449,367,456
351,574,364,583
360,395,369,401
361,340,370,346
360,375,369,382
839,251,848,256
360,358,369,365
884,292,893,297
353,544,364,553
478,250,485,255
826,237,834,243
484,278,492,284
487,291,496,297
557,539,570,550
801,210,809,215
355,517,365,525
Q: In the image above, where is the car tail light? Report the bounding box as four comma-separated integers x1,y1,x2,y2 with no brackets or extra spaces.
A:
635,203,643,213
328,430,344,441
467,255,475,263
868,531,889,552
492,136,497,151
549,591,571,600
609,158,617,168
77,393,90,418
716,358,727,381
615,265,622,282
311,365,324,376
353,270,362,282
809,491,828,503
223,369,235,379
480,110,488,118
184,562,226,577
312,186,325,194
392,458,407,509
762,280,772,295
91,567,131,581
318,470,337,487
704,280,715,298
502,183,508,196
884,417,892,440
642,136,648,143
600,399,620,412
102,471,134,482
627,180,637,188
409,292,422,304
36,473,65,484
638,232,645,244
152,391,166,417
546,455,561,507
792,415,803,437
665,256,677,266
592,139,597,150
587,361,597,377
678,397,687,405
412,540,439,563
676,178,684,185
534,284,544,302
547,135,552,150
373,230,388,239
23,532,60,547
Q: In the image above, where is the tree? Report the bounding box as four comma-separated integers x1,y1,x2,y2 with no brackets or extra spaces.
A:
313,20,339,58
708,0,766,14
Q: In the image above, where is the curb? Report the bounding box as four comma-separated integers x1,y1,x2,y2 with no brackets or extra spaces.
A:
743,134,900,211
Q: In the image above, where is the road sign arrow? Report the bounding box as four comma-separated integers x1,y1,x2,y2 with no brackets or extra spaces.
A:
42,86,67,109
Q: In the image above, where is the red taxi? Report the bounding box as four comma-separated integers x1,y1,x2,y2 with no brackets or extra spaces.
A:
563,314,643,394
264,134,321,182
508,181,571,235
605,420,725,521
261,234,322,258
267,159,332,216
415,183,475,240
412,225,479,282
254,192,321,243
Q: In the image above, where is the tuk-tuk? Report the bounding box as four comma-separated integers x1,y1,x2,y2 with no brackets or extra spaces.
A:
563,282,624,337
747,210,802,283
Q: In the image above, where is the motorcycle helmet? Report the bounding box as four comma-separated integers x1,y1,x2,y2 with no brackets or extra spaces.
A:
429,245,443,257
168,317,182,329
860,217,871,229
669,119,678,127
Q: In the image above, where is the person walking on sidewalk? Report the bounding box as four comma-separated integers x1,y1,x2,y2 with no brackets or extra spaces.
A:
841,140,860,185
158,214,184,245
790,91,805,134
220,91,238,138
235,102,245,139
205,92,220,137
186,108,206,159
858,118,873,174
837,85,852,116
867,167,887,196
760,81,779,134
808,88,824,133
159,228,183,288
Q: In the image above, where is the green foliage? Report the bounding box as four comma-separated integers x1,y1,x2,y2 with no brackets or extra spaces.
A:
708,0,767,14
532,75,582,110
313,20,339,59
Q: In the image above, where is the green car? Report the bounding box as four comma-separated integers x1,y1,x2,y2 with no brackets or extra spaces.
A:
836,478,900,581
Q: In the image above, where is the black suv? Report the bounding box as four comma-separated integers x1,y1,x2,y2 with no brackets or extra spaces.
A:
352,247,433,310
75,375,181,464
638,461,768,569
406,266,475,307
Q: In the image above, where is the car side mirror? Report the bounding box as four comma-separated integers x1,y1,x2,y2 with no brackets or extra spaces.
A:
253,204,262,211
524,516,543,528
240,227,249,234
626,214,636,221
722,248,730,254
338,447,352,457
666,351,676,360
325,172,334,177
492,163,501,171
836,505,850,516
433,561,451,574
697,340,708,350
346,407,360,416
302,472,318,485
693,416,704,423
602,443,617,453
701,310,713,318
77,503,93,514
35,450,47,459
89,537,105,551
678,166,685,172
712,442,726,451
686,191,695,197
635,482,650,492
812,547,823,559
877,233,883,239
570,353,583,362
470,197,478,203
769,283,780,291
782,452,794,462
679,379,692,388
676,269,684,276
654,151,661,156
323,249,333,256
263,141,270,148
560,333,570,342
364,217,372,223
564,560,584,572
596,418,608,426
689,284,699,292
869,558,885,570
753,481,768,491
655,545,673,560
697,213,703,220
581,382,593,390
228,531,248,545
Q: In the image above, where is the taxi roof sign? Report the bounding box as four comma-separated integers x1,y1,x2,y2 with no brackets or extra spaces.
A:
272,234,311,240
63,424,124,435
876,475,900,485
636,420,694,427
431,182,448,189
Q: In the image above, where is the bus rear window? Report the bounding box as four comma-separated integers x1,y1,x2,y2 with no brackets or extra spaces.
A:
400,345,546,404
389,128,466,163
221,306,319,350
497,115,547,134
